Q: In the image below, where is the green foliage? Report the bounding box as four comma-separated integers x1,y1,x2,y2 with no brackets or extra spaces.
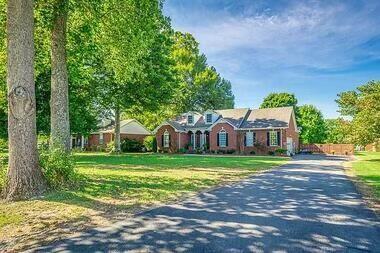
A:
260,93,298,109
121,139,143,153
324,118,352,144
39,149,76,189
143,136,157,152
0,138,7,152
268,151,275,156
249,150,256,155
297,105,326,144
106,141,115,153
0,153,7,190
336,80,380,145
275,148,287,155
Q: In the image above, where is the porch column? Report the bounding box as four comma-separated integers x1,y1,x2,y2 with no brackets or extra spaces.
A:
81,135,85,149
192,133,196,148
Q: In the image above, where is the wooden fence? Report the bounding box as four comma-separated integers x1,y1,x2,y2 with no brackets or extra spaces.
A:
300,144,354,155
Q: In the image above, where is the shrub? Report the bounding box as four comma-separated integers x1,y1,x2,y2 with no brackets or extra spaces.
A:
106,141,115,153
217,149,226,154
195,148,203,154
178,148,187,154
275,148,287,155
37,135,49,151
121,139,143,152
0,153,8,190
143,136,157,152
226,149,236,154
0,139,8,153
39,149,76,189
250,150,256,155
268,151,275,156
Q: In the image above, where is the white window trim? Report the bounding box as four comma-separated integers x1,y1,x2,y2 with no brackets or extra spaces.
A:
219,130,227,148
246,131,254,147
163,130,170,148
99,133,104,145
269,131,279,147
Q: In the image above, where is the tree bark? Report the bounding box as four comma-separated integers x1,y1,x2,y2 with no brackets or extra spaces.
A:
114,105,121,153
4,0,46,200
50,0,70,152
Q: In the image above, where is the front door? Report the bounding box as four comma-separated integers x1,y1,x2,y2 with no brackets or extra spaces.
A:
287,137,294,156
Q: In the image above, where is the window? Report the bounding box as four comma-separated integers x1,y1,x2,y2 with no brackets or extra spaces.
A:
206,113,212,124
218,130,227,147
269,131,279,146
187,115,194,124
99,133,104,145
163,131,170,148
246,132,254,147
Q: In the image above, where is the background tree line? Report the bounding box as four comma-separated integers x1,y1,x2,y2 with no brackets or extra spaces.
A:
260,80,380,147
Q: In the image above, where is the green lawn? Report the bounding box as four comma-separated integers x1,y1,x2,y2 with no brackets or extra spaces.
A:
0,153,287,251
352,152,380,199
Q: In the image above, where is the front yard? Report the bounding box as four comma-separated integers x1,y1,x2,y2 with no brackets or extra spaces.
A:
351,152,380,199
0,153,287,251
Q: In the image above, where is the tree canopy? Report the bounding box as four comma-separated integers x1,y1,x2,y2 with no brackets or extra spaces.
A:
297,105,326,144
336,80,380,145
260,92,297,109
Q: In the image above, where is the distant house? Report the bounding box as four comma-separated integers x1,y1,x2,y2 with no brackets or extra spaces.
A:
154,107,299,156
72,119,152,150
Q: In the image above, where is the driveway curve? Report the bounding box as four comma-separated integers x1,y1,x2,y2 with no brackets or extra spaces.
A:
36,155,380,252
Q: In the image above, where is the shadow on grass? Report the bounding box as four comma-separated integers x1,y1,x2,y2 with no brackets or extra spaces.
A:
44,173,221,214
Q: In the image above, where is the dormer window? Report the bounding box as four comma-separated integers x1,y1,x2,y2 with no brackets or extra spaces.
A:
206,113,212,124
187,115,194,124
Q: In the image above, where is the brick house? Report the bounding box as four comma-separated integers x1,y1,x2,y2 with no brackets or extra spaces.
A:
72,119,152,150
154,107,299,156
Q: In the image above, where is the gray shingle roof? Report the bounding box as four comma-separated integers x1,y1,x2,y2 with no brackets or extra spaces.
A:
215,108,250,128
240,107,294,129
164,106,294,131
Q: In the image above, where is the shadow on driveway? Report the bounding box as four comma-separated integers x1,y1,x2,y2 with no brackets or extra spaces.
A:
34,155,380,253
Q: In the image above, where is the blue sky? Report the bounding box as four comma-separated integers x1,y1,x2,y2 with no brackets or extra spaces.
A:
163,0,380,118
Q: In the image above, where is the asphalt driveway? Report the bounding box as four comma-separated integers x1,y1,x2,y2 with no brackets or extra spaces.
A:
35,155,380,253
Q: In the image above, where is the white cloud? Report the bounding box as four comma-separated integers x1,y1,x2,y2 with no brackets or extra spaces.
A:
171,1,380,70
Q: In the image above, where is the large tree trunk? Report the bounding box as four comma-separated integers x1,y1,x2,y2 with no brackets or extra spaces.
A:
50,0,70,152
4,0,46,200
114,106,121,153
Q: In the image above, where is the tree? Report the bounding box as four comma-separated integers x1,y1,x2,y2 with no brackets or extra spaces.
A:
336,80,380,145
97,0,176,152
50,0,70,151
260,93,298,109
324,118,352,144
297,105,326,144
4,0,46,199
170,32,234,113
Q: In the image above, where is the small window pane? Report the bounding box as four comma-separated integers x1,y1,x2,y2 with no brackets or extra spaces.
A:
206,114,212,123
270,131,278,146
246,132,254,147
188,115,193,124
164,132,170,147
219,131,227,147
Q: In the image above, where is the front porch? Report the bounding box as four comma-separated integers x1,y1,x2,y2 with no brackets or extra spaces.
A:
186,130,210,151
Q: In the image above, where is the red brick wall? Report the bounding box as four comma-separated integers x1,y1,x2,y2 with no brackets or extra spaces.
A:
284,114,299,151
156,125,179,153
88,133,149,148
209,123,237,151
88,133,113,147
238,130,284,155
